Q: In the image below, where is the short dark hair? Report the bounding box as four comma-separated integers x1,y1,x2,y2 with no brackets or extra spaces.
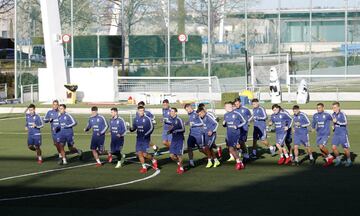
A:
196,107,206,113
59,104,67,109
234,98,241,103
317,103,324,107
162,99,169,104
224,101,233,105
271,104,280,110
198,103,205,108
91,106,98,111
293,105,300,110
111,107,118,112
137,106,145,110
184,103,192,109
137,101,145,106
171,107,178,112
251,98,259,103
28,104,36,109
53,100,59,104
332,101,340,107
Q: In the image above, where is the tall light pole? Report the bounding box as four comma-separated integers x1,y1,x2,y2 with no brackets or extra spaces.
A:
14,0,17,98
161,0,171,93
71,0,74,67
121,0,125,76
207,0,212,94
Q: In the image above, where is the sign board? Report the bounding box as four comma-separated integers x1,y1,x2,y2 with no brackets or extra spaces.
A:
178,34,187,43
62,34,71,43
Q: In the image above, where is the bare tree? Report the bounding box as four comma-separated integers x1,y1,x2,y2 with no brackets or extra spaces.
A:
0,0,13,15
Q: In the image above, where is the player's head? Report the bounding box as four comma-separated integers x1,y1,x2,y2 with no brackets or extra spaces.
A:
137,101,145,107
272,104,280,114
251,98,259,108
332,101,340,113
234,98,241,108
162,99,169,109
91,106,98,116
198,103,205,109
184,103,193,113
137,106,145,116
224,101,234,112
52,100,59,110
292,105,300,115
59,104,67,114
111,107,118,118
170,107,178,117
316,103,325,113
28,104,36,114
196,107,206,118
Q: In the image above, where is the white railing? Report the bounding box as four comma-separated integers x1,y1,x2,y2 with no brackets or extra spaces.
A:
0,83,7,99
20,84,39,103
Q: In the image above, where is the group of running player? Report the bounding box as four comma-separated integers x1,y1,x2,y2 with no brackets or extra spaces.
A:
24,98,351,175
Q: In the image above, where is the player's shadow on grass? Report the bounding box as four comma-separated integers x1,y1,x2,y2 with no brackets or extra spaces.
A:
1,162,360,216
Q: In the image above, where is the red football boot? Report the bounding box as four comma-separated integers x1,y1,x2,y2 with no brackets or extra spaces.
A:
323,157,334,167
178,168,184,175
285,157,292,165
278,157,285,165
37,159,43,165
152,159,158,170
107,154,113,163
139,167,147,173
96,162,102,167
235,162,241,170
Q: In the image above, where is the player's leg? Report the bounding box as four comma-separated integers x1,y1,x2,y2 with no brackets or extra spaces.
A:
143,152,158,170
332,144,341,166
209,135,220,168
66,134,83,159
285,130,293,160
228,136,245,170
276,133,290,165
187,135,196,167
137,151,147,173
343,147,352,167
293,144,299,165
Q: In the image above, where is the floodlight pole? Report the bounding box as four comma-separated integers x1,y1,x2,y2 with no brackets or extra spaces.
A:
345,0,348,78
121,0,125,76
14,0,17,98
167,0,171,94
207,0,212,94
71,0,74,67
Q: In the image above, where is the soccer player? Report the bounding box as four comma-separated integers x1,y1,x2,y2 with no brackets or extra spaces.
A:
197,103,222,157
184,103,204,167
161,99,172,149
44,100,62,162
223,101,246,170
331,102,352,167
197,107,221,168
84,106,109,167
233,98,252,160
109,107,127,168
56,104,83,165
249,99,276,156
130,106,158,173
311,103,334,167
270,104,293,165
25,104,44,164
292,105,314,165
167,108,185,174
137,101,160,155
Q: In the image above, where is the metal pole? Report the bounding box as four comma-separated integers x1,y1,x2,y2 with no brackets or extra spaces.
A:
207,0,212,94
71,0,74,67
277,0,281,65
14,0,17,98
97,0,100,67
245,0,248,51
345,0,348,77
309,0,312,78
121,0,125,76
167,0,171,94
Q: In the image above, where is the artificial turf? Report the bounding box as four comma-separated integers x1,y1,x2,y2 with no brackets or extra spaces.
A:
0,114,359,216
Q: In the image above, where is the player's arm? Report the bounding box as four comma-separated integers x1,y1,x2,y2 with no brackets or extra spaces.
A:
283,112,293,129
311,115,317,129
118,118,127,136
172,117,185,133
34,115,44,128
144,116,154,136
235,112,246,129
99,115,109,135
208,115,218,135
301,113,311,128
84,119,92,132
258,107,267,120
44,111,51,123
129,118,137,132
66,114,77,128
335,112,348,126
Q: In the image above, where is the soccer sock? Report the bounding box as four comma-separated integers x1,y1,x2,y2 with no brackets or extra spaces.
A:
62,157,67,163
347,158,351,163
236,158,241,163
189,159,194,163
142,163,146,169
280,153,284,158
180,166,184,170
243,153,249,159
152,159,157,163
152,145,158,150
58,153,62,158
295,156,299,162
336,156,341,161
96,158,101,164
309,154,314,160
327,154,333,159
38,156,42,160
208,158,212,163
214,158,219,163
290,154,293,158
285,153,289,158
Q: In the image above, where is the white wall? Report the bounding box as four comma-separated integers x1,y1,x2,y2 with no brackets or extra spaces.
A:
39,67,118,103
69,67,118,102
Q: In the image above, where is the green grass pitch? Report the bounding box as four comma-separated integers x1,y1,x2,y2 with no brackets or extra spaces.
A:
0,114,359,216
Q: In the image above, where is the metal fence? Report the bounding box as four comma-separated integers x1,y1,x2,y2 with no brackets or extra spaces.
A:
20,84,38,103
0,83,7,99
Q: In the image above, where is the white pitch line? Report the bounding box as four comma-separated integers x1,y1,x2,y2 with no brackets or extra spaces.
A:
0,116,24,121
0,168,160,202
